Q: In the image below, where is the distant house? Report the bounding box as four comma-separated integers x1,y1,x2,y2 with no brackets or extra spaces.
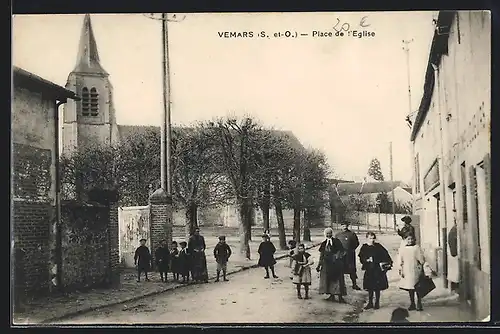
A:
328,180,413,223
335,181,412,206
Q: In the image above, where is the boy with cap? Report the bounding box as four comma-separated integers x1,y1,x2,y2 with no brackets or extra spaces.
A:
134,238,152,282
213,236,232,282
178,241,191,284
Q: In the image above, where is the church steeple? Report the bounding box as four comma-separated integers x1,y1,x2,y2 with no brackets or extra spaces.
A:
73,14,108,75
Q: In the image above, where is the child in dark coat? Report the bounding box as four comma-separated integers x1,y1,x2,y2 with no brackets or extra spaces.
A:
134,238,152,282
169,241,180,282
213,236,232,282
358,232,393,309
178,241,190,284
258,234,278,279
155,239,170,282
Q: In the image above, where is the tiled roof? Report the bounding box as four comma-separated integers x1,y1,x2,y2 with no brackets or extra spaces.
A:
334,181,407,196
13,66,79,101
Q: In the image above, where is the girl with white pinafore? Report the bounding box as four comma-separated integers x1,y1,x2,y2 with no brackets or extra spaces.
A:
396,234,425,311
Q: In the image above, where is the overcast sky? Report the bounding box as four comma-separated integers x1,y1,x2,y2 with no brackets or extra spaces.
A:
13,12,437,183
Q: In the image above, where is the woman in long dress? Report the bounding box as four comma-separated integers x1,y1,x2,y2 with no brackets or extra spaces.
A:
188,227,209,283
291,243,314,299
396,234,425,311
316,227,347,302
358,232,392,309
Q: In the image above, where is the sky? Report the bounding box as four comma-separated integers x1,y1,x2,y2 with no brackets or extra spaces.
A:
12,12,437,183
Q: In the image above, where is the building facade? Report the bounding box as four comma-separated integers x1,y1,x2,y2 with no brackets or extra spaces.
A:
12,67,78,299
411,11,490,319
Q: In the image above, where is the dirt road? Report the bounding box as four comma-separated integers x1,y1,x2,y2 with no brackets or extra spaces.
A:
54,245,367,324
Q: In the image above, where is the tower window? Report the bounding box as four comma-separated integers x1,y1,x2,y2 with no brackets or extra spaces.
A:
90,87,99,116
81,87,90,116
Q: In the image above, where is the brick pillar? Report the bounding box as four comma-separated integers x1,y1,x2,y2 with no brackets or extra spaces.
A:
149,188,173,268
108,201,120,287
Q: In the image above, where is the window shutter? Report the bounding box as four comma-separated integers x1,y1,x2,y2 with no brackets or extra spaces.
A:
483,153,491,244
81,87,90,116
468,165,479,265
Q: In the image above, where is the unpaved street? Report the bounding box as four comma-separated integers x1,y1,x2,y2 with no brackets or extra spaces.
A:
54,245,367,324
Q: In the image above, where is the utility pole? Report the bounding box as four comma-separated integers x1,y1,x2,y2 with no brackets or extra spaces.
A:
145,13,185,195
402,39,414,126
390,141,396,230
161,13,172,195
377,201,381,232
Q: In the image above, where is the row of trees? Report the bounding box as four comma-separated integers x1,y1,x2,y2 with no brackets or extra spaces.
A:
61,117,331,258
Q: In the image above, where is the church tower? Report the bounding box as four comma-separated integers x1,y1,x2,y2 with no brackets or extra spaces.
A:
61,14,120,156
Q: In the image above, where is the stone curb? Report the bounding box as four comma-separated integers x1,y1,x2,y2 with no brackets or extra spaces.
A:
39,242,321,324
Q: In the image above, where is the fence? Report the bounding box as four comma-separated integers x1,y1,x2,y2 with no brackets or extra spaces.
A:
344,211,408,231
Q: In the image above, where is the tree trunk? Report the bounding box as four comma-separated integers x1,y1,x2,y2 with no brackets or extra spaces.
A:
261,180,271,232
274,199,287,250
185,201,198,238
329,199,335,227
238,198,251,259
293,205,301,243
261,202,270,233
246,204,253,242
303,208,311,242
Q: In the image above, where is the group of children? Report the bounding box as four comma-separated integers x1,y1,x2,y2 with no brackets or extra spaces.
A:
135,226,430,313
134,238,190,283
133,235,233,284
285,224,433,314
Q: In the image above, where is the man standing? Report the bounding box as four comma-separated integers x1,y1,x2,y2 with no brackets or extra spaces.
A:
397,216,416,240
397,215,416,250
335,222,361,290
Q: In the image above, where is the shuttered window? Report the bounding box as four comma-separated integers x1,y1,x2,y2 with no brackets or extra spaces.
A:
460,162,468,229
414,154,421,194
469,165,480,267
475,155,490,274
469,158,490,273
81,87,90,116
90,88,99,116
81,87,99,117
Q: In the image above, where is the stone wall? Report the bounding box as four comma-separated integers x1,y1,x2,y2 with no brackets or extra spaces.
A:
108,203,120,286
60,201,110,291
12,143,53,297
12,200,51,296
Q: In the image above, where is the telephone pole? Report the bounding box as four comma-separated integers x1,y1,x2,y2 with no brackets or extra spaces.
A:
402,39,414,121
390,141,396,230
145,13,185,195
161,13,171,195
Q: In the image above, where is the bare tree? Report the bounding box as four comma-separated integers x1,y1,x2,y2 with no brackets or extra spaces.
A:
301,149,331,242
209,116,276,259
171,126,232,237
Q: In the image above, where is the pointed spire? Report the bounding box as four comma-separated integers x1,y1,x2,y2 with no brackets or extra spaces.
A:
73,14,108,75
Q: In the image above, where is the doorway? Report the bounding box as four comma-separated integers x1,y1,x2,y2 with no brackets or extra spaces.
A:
434,192,447,285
